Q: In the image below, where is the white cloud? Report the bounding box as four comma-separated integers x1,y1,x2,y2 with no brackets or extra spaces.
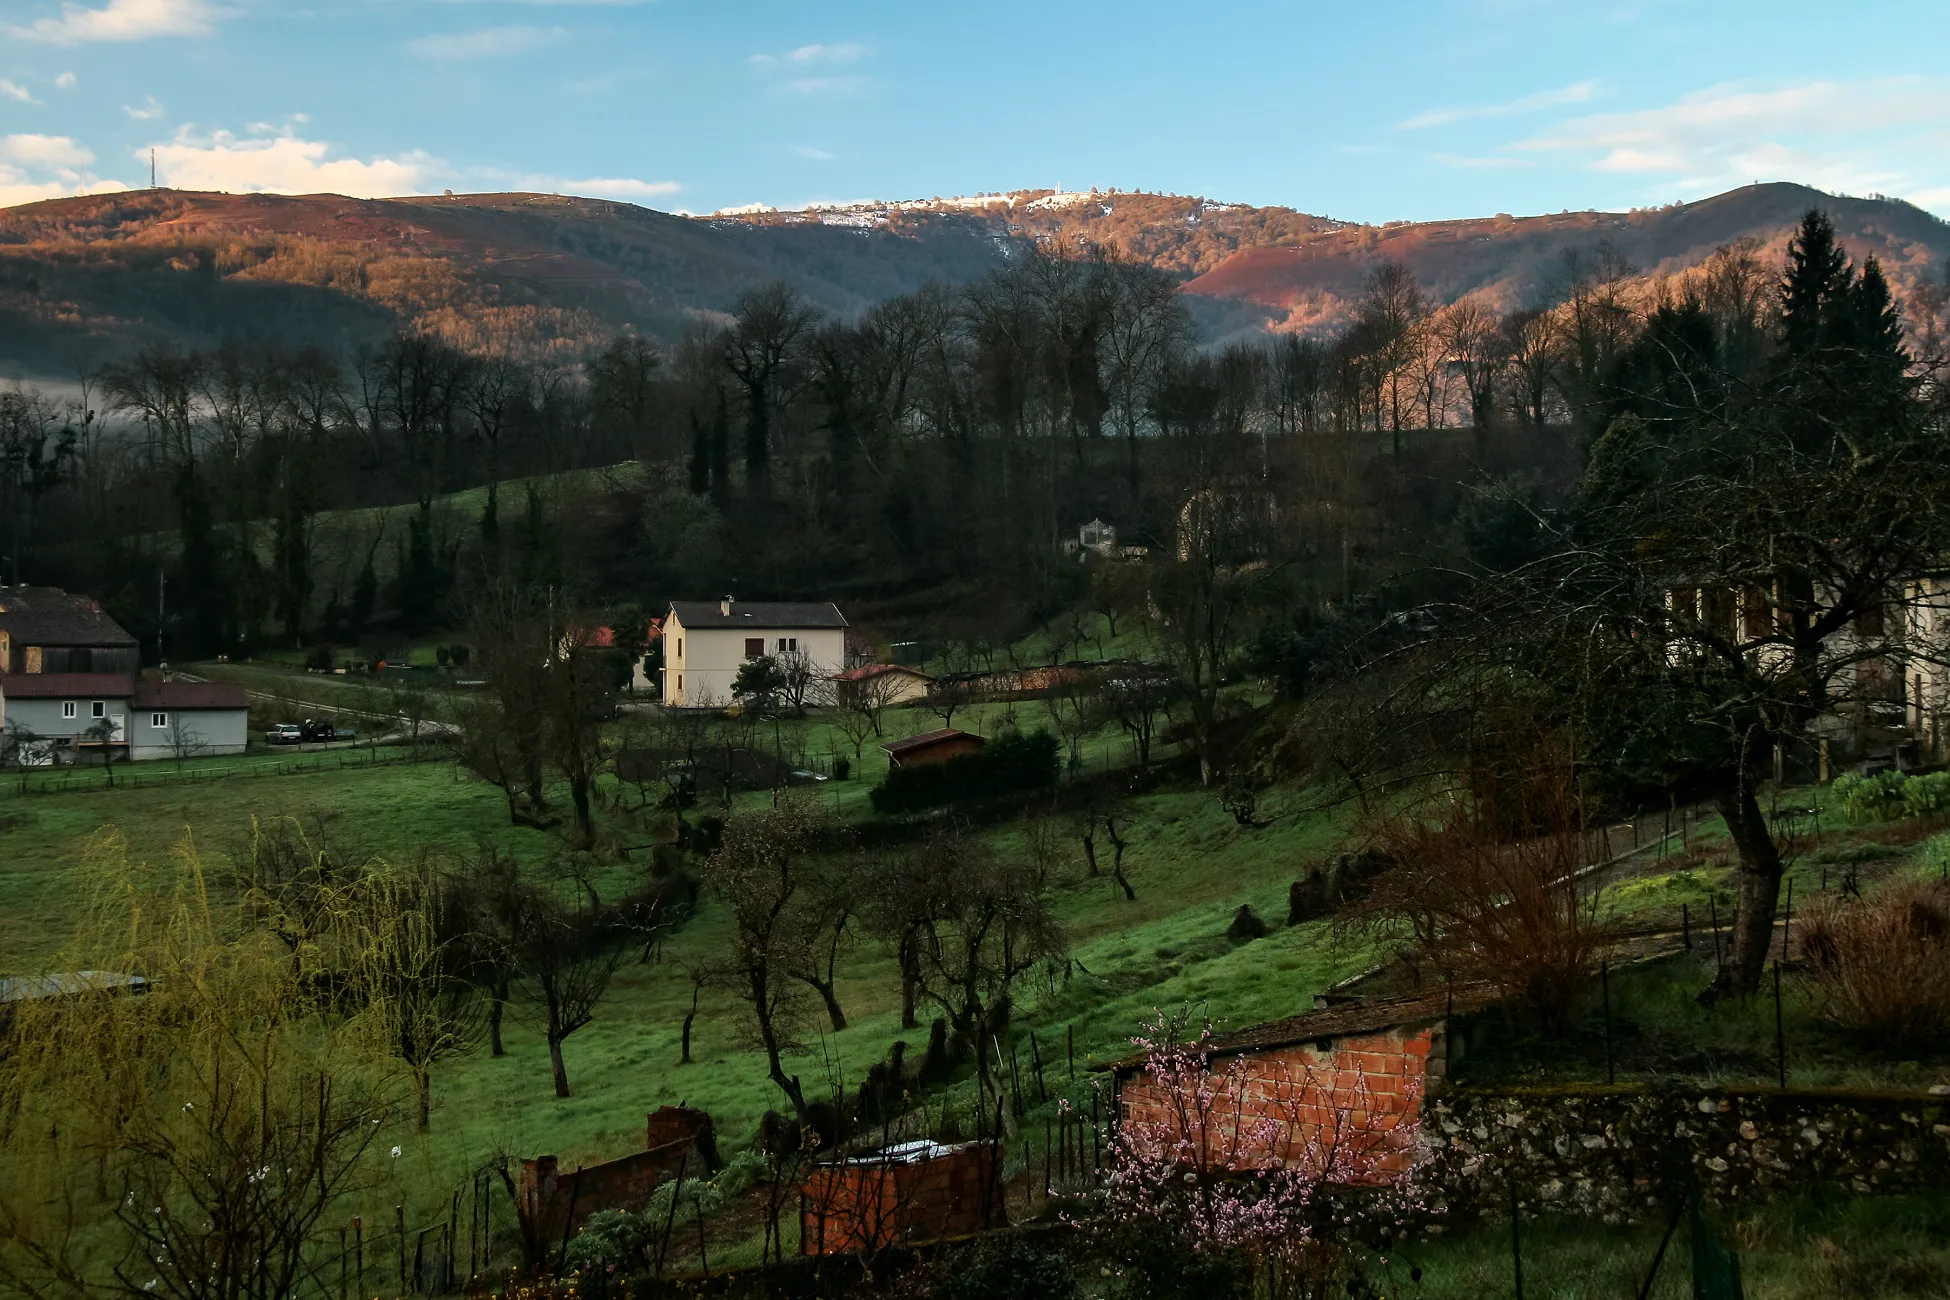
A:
0,81,40,105
1398,81,1598,130
54,72,77,89
793,145,836,161
150,127,442,197
788,42,864,65
0,134,125,209
0,176,128,207
752,40,867,67
123,96,164,120
563,176,679,200
10,0,218,44
473,167,678,202
1515,77,1950,213
406,25,564,59
785,76,867,98
1,135,95,169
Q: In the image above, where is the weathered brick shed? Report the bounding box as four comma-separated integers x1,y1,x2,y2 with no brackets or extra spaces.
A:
520,1106,716,1242
1102,985,1503,1182
799,1139,1005,1254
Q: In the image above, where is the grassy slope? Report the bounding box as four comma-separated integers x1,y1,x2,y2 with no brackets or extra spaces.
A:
0,712,1363,1231
10,678,1950,1279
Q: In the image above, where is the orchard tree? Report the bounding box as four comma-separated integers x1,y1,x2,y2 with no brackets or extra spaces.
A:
1424,211,1942,998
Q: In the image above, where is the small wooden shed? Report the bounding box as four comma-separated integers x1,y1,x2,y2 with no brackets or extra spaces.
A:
880,728,986,768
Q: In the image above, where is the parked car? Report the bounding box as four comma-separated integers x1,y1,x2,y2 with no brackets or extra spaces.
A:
265,724,302,745
299,719,354,743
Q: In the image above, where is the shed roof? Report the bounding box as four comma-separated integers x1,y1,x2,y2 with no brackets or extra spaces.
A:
668,600,848,630
0,587,138,648
133,679,249,710
0,672,136,699
1099,983,1505,1073
880,728,984,758
0,971,148,1003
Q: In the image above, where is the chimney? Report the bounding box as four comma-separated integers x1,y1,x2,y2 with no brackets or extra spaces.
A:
720,595,732,617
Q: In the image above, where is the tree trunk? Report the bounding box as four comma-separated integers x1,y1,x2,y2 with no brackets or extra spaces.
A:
1713,782,1784,997
569,774,594,846
811,980,847,1032
681,988,698,1065
489,982,508,1057
548,1035,571,1098
1107,823,1136,901
899,932,919,1030
415,1066,432,1132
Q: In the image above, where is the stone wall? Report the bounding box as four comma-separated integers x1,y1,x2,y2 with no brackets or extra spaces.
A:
1418,1086,1950,1224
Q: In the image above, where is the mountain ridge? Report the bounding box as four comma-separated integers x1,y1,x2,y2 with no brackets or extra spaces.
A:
1,182,1944,374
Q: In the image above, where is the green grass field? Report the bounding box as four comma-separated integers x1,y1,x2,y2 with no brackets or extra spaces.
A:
8,682,1950,1290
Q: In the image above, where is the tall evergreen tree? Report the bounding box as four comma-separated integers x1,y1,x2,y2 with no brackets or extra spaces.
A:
1777,209,1850,360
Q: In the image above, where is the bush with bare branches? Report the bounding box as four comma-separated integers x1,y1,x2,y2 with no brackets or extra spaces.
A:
1360,746,1616,1033
1798,880,1950,1047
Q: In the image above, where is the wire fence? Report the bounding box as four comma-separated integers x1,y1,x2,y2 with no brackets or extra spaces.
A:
3,744,449,798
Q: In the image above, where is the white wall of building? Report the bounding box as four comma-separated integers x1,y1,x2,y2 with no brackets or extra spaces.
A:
663,615,846,708
127,708,249,760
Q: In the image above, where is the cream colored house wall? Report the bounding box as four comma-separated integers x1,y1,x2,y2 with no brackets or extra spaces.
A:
662,612,846,708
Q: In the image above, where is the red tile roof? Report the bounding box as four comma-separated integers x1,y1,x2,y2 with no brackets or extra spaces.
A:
1098,983,1506,1073
0,672,135,699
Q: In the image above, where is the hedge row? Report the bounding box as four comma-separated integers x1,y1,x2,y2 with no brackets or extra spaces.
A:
869,730,1060,814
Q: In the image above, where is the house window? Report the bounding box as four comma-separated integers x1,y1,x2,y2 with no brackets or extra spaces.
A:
92,701,105,718
676,638,683,659
151,712,168,729
677,674,683,692
787,637,798,652
744,638,764,659
62,701,76,719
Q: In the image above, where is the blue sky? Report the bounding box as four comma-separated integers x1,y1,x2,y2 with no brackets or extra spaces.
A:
2,0,1947,220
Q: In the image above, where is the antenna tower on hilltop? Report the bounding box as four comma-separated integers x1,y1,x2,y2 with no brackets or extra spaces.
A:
149,149,156,189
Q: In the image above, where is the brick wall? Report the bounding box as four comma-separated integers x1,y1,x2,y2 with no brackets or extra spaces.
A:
800,1144,1005,1255
521,1108,714,1242
1116,1027,1434,1183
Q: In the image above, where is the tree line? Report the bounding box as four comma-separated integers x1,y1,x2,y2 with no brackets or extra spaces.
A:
19,234,1933,665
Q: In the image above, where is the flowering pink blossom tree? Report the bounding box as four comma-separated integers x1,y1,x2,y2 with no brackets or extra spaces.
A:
1100,1011,1425,1297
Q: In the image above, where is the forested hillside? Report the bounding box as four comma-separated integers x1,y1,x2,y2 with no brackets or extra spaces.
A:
2,182,1945,374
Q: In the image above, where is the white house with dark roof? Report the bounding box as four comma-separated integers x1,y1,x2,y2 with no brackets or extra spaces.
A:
0,587,247,764
662,598,848,708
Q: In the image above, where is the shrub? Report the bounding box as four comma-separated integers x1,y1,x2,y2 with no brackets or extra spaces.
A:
1901,772,1950,819
937,1233,1081,1300
869,730,1059,814
1361,746,1616,1034
562,1209,651,1276
1799,880,1950,1047
304,645,334,671
1833,770,1911,822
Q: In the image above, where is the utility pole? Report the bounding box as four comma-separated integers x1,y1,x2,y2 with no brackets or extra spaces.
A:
150,148,157,190
157,571,167,668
